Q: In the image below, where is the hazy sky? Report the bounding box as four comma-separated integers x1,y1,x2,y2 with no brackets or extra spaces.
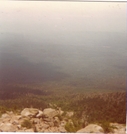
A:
0,1,126,90
0,1,126,37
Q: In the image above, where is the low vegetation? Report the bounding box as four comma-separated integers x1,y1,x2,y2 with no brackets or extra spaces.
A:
100,121,116,133
21,119,33,129
0,83,126,133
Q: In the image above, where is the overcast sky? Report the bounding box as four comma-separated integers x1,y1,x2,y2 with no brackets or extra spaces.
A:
0,1,126,36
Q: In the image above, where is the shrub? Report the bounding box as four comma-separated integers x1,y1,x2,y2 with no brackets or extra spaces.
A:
21,119,33,129
100,121,116,133
65,121,76,132
65,118,83,132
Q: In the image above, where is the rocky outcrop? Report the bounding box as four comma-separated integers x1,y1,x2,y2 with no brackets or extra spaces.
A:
0,108,126,133
0,108,66,132
77,124,104,133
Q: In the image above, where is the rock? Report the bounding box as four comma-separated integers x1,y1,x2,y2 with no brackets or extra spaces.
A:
110,123,126,134
17,130,25,132
25,128,34,132
17,125,21,129
48,121,54,127
34,124,42,132
21,108,39,117
49,127,58,132
43,129,50,132
11,120,19,125
2,107,125,133
77,124,104,133
15,115,22,120
1,117,10,123
59,110,64,115
60,120,66,127
43,108,58,118
58,126,67,133
1,113,10,118
54,117,60,127
10,115,20,124
32,118,40,124
0,122,17,132
57,107,64,115
36,110,43,118
42,124,49,129
6,111,14,115
43,117,52,122
66,111,74,117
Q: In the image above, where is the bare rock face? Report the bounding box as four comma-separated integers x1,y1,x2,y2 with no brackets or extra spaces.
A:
21,108,39,117
43,108,58,118
77,124,104,133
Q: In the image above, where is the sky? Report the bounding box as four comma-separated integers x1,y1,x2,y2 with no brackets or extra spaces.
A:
0,1,126,38
0,1,126,90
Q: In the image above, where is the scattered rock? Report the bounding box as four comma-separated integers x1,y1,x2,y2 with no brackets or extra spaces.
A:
15,115,22,120
21,108,39,117
6,111,14,115
0,122,17,132
36,110,43,118
58,126,67,132
43,117,52,122
25,128,34,132
1,113,10,118
66,111,74,117
77,124,104,133
48,121,54,127
57,107,64,115
0,107,125,133
17,124,21,129
43,108,58,118
60,120,66,127
110,123,126,134
32,118,40,124
11,120,19,125
42,124,49,129
54,116,60,127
